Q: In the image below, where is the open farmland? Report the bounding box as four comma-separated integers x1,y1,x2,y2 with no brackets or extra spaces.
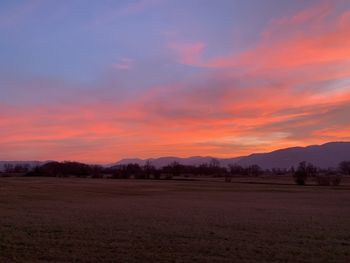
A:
1,177,350,262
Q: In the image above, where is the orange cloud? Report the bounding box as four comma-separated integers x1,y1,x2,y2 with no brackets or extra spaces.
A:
1,2,350,163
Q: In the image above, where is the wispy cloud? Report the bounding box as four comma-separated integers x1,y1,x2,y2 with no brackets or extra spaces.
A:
169,42,205,65
1,1,350,162
112,58,134,70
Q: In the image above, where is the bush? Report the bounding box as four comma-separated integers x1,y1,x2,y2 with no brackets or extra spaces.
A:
315,173,342,186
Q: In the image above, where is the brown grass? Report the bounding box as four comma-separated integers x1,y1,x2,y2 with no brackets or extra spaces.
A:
1,177,350,262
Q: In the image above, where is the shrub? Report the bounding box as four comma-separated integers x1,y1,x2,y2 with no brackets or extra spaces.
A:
315,172,342,186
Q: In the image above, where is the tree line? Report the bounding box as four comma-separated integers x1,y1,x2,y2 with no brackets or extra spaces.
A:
18,159,263,179
1,159,349,186
292,161,348,186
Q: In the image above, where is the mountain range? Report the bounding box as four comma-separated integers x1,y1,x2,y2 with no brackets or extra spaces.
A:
113,142,350,169
1,142,349,171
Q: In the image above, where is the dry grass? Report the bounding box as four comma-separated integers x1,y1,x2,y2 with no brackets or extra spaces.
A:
1,177,350,262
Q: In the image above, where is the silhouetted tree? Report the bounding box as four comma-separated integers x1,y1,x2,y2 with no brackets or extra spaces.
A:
126,164,142,178
246,165,263,177
290,166,295,175
153,169,161,180
339,161,350,175
209,158,220,168
228,164,244,176
3,164,30,173
293,161,317,185
91,165,104,178
166,161,181,179
225,164,242,182
25,161,93,177
314,168,343,186
143,161,155,179
271,168,288,176
4,163,14,173
208,158,227,177
111,165,126,179
198,163,210,176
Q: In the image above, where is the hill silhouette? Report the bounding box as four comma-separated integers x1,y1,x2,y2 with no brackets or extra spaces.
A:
114,142,350,169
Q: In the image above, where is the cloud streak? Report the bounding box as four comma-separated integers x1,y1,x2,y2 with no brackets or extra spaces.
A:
169,42,205,65
1,1,350,162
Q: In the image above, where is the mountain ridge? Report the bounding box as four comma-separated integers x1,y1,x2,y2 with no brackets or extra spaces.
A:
113,141,350,169
1,142,349,170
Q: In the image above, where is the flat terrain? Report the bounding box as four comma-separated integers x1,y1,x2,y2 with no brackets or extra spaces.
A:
0,177,350,262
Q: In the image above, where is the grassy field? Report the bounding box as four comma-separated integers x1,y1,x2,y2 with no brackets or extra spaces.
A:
1,177,350,262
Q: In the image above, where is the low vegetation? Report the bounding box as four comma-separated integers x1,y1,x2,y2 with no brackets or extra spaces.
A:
292,161,344,186
1,159,349,186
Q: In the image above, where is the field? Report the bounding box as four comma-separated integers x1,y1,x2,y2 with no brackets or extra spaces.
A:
1,177,350,262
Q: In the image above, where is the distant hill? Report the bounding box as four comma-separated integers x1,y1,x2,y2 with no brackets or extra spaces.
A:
113,142,350,169
235,142,350,169
2,142,349,171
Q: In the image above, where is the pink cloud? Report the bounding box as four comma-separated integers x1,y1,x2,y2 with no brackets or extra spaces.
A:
203,3,350,71
339,10,350,28
261,3,332,38
2,2,350,162
169,42,205,65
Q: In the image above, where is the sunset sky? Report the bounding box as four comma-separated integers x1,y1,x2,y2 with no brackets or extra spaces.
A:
1,0,350,163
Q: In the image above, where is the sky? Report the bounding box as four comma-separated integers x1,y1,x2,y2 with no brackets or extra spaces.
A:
1,0,350,163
